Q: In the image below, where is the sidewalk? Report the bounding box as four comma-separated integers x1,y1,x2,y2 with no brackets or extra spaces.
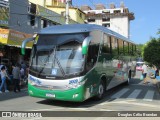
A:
0,87,28,101
0,84,27,94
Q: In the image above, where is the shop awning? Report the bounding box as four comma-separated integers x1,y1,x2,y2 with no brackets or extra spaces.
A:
0,28,33,48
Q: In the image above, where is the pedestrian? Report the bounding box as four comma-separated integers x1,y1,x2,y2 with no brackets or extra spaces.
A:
0,66,10,93
21,61,26,76
20,67,25,79
142,62,148,84
12,63,21,93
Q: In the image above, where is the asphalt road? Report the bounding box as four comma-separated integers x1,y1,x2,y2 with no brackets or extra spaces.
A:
0,70,160,119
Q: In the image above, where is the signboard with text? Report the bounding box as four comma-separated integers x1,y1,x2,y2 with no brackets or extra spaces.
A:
0,6,9,27
0,28,33,48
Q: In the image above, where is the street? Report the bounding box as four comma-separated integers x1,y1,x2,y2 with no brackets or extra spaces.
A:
0,71,160,119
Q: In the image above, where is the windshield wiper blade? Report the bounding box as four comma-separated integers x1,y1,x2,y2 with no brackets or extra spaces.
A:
55,56,66,78
38,48,54,76
53,46,66,78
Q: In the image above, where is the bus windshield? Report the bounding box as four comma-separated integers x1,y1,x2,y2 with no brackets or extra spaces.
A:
29,33,89,78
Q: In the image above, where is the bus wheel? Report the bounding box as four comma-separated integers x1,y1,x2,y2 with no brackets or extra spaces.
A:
95,80,105,100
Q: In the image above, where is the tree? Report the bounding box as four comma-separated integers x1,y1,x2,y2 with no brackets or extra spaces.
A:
143,37,160,68
136,44,143,57
157,29,160,34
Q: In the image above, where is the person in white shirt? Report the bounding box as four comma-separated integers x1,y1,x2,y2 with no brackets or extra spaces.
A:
142,63,148,84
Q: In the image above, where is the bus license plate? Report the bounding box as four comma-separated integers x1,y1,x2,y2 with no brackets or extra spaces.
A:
46,93,55,98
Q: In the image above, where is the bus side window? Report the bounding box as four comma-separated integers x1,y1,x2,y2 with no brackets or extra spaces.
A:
102,34,111,54
86,30,102,70
87,44,99,68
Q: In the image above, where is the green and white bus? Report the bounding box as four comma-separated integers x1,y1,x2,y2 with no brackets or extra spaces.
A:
21,24,136,102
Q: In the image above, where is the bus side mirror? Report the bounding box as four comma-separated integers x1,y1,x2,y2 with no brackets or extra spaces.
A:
32,44,37,57
82,36,91,55
21,38,34,55
82,45,88,55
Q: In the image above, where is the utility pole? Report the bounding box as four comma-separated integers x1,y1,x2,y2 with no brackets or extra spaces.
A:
43,0,46,7
65,0,69,24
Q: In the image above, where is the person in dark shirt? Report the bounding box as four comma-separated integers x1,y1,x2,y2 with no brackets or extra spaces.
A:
12,63,21,92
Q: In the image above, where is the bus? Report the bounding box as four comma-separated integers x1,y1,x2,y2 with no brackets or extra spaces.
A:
21,24,137,102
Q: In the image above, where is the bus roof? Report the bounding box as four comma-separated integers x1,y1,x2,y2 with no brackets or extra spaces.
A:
39,24,135,44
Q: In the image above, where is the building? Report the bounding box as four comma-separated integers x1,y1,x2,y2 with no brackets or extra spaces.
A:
9,0,78,35
29,0,86,24
0,0,78,70
81,2,135,39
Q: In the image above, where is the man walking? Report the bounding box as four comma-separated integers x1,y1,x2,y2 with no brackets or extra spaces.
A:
12,63,21,92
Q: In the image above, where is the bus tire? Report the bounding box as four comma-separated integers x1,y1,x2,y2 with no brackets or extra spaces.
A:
95,80,105,100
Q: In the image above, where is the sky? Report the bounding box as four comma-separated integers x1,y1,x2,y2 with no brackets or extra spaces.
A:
72,0,160,44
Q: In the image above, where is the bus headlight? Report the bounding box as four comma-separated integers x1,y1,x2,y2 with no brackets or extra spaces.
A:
73,93,79,98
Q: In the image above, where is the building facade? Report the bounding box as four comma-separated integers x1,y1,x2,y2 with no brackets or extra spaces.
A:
29,0,86,24
0,0,79,69
9,0,78,35
81,2,135,39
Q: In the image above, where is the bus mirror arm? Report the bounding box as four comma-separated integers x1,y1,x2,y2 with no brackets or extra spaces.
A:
21,38,34,55
82,36,92,55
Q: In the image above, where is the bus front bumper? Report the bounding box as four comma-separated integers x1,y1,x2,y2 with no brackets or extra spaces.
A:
28,84,87,102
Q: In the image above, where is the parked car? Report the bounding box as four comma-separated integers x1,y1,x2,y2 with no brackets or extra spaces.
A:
136,63,143,71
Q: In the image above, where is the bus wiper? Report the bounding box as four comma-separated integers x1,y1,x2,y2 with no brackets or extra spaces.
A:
55,56,66,78
38,48,54,76
53,46,66,78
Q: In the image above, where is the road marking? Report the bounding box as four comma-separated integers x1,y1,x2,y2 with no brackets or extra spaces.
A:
111,88,129,99
31,107,89,111
31,108,65,111
143,90,154,101
99,100,160,108
99,109,116,111
127,89,141,98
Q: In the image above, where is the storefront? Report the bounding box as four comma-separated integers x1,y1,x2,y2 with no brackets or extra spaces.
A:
0,28,33,73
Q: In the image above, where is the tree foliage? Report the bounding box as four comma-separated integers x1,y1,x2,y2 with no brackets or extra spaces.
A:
136,44,143,57
157,29,160,34
143,37,160,68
